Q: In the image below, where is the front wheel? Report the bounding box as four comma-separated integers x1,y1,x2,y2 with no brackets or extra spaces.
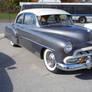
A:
44,49,59,73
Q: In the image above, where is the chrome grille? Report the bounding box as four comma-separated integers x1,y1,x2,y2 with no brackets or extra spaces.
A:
63,46,92,65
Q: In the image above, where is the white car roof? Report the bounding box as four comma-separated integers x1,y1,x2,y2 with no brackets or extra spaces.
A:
18,8,71,16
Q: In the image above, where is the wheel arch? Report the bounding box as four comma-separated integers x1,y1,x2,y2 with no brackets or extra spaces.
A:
5,25,19,45
40,47,55,59
11,29,19,45
40,48,46,59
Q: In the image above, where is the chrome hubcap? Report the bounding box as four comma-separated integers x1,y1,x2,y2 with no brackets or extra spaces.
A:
46,52,56,68
80,18,85,23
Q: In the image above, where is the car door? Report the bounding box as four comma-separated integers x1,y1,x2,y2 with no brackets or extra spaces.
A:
18,13,40,53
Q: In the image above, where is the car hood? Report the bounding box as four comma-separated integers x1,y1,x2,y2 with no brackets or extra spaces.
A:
39,25,91,47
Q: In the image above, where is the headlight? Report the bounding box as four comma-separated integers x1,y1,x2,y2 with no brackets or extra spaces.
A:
64,42,72,53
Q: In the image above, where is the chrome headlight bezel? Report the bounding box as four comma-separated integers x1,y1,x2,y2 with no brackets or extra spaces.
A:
64,42,72,53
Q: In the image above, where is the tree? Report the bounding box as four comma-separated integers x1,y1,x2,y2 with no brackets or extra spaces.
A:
0,0,38,13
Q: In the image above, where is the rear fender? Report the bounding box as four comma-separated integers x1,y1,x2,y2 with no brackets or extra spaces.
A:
5,25,18,44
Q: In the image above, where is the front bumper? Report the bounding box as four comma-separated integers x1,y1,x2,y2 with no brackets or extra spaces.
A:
57,46,92,71
57,61,92,71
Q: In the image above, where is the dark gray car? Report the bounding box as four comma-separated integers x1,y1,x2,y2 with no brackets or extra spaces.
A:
5,8,92,73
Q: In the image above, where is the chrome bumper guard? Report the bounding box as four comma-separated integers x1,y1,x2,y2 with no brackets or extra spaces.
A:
57,46,92,71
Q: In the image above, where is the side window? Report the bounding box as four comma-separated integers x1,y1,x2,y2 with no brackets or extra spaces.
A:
16,14,24,24
24,13,36,25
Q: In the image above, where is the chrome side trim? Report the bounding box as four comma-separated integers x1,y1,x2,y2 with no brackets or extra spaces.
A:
21,36,55,51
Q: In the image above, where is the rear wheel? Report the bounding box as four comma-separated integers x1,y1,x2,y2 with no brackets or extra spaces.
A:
44,49,59,73
79,17,87,23
10,41,16,46
10,40,20,47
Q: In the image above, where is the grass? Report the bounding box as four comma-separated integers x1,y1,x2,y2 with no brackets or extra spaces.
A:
0,13,17,20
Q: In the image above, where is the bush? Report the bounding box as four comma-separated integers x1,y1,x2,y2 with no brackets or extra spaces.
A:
0,0,33,13
0,0,20,13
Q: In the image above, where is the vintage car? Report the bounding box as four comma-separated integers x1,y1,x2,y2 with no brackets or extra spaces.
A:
5,8,92,73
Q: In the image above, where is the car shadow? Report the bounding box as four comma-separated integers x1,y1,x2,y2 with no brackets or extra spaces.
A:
57,69,92,80
75,69,92,80
0,52,16,92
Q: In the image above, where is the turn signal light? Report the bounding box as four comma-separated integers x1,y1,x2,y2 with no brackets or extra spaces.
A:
80,58,85,63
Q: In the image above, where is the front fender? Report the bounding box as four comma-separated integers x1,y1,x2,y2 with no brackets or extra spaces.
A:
39,36,67,63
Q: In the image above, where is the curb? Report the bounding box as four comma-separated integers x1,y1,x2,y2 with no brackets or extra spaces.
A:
0,34,5,40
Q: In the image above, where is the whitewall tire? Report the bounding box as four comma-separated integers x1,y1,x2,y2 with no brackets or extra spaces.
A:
10,41,16,46
44,49,59,73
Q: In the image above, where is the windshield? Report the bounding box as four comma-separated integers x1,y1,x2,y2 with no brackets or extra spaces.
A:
37,14,73,26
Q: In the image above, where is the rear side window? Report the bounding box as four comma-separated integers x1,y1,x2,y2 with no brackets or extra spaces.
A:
24,13,36,25
16,14,24,24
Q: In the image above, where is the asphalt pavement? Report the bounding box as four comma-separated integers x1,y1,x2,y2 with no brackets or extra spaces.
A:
0,21,92,92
